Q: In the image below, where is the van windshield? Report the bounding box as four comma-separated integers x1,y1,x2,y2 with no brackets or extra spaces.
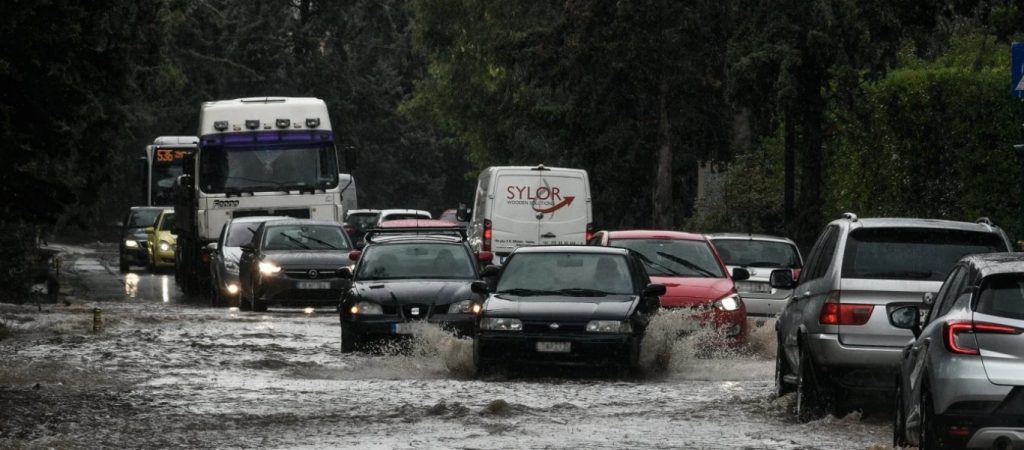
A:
842,228,1006,281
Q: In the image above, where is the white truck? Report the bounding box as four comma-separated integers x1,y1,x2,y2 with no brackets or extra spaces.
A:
174,97,351,296
145,136,198,206
466,165,592,261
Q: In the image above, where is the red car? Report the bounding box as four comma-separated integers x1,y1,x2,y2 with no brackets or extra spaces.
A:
591,230,750,346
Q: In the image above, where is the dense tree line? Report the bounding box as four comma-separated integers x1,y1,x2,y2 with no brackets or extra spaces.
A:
1,1,1023,298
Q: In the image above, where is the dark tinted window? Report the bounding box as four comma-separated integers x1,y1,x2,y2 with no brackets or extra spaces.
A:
842,228,1006,281
712,239,801,268
158,214,175,231
610,239,725,278
382,212,429,221
346,213,379,231
263,225,351,251
497,253,635,295
977,275,1024,320
355,243,475,280
128,209,161,228
803,226,839,282
935,267,968,319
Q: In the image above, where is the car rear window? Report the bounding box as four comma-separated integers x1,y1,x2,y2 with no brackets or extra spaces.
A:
977,275,1024,320
842,228,1006,281
711,239,801,268
347,213,379,231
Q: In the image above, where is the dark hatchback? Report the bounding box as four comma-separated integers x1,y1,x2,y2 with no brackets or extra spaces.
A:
338,233,492,353
238,219,354,312
473,246,665,374
117,206,163,272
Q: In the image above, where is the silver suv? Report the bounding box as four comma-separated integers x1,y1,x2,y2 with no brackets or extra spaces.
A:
892,253,1024,450
771,214,1011,421
708,233,803,318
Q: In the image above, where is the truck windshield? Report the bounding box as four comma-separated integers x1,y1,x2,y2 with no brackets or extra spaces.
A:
151,162,183,206
198,143,338,194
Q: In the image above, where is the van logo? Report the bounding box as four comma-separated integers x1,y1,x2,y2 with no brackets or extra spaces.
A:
533,196,575,214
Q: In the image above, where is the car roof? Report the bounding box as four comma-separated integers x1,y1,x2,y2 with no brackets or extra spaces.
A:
706,233,796,244
839,217,1000,233
369,235,468,245
962,253,1024,278
262,219,342,227
130,206,165,212
347,209,380,215
606,230,707,241
229,216,288,224
379,209,430,215
513,245,631,256
378,219,459,228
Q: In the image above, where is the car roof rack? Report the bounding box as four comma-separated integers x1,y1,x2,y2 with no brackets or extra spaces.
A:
840,212,858,222
364,226,468,244
976,217,993,226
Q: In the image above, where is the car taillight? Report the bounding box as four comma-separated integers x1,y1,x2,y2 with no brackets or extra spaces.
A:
343,223,356,235
944,321,1023,355
818,291,874,326
483,219,492,252
585,222,594,243
792,268,802,282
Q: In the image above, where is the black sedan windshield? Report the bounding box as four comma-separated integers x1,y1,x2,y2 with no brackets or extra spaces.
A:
497,253,635,295
610,239,724,278
262,225,350,251
356,243,476,280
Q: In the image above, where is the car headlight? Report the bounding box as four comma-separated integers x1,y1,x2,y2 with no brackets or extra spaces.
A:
124,239,138,248
226,283,239,295
158,241,171,252
586,320,632,333
350,301,383,315
448,300,479,314
479,317,522,331
714,293,743,312
258,261,282,275
225,261,239,275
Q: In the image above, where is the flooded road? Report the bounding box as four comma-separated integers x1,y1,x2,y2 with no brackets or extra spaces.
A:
1,245,895,449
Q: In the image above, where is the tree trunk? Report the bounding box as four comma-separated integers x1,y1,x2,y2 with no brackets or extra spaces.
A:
653,77,673,228
783,113,796,231
796,82,825,248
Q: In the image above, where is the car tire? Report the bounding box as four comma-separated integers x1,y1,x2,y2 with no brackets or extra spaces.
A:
775,340,795,398
796,344,826,422
341,325,357,353
239,282,252,311
119,258,129,273
251,283,268,313
472,339,490,378
893,374,907,448
210,284,222,307
920,381,943,449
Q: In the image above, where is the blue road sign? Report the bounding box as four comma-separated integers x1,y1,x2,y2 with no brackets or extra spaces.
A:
1013,42,1024,98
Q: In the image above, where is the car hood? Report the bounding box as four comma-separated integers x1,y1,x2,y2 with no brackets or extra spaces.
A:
154,231,176,243
651,276,733,307
350,279,475,305
263,251,350,269
484,294,637,321
223,247,243,265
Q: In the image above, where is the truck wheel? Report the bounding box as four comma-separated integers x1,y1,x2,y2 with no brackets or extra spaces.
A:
796,345,826,422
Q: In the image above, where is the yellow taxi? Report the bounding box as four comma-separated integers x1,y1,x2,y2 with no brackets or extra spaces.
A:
147,209,177,271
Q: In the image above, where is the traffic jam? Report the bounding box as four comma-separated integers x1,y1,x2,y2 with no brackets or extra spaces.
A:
5,96,1021,449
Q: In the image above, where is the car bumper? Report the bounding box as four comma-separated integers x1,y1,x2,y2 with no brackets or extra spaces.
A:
152,248,176,267
805,333,902,388
931,356,1014,415
662,306,747,347
966,426,1024,449
256,277,347,306
742,295,790,317
476,332,637,367
343,314,475,338
120,247,149,264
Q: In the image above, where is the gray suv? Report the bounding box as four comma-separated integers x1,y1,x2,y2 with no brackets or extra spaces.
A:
708,233,803,318
892,253,1024,449
771,214,1011,421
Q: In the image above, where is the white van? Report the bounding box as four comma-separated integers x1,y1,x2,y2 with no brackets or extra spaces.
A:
467,165,592,259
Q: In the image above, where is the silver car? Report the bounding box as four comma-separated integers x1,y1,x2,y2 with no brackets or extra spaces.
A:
771,214,1011,421
892,253,1024,449
208,216,284,307
708,233,803,318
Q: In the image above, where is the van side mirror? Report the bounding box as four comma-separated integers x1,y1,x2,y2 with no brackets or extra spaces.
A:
731,268,750,281
888,305,922,338
769,269,797,289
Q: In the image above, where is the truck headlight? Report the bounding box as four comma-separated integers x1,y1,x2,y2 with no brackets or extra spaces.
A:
479,317,522,331
714,293,742,312
350,301,383,315
586,320,632,333
448,300,476,314
124,239,138,248
158,241,171,252
258,261,282,275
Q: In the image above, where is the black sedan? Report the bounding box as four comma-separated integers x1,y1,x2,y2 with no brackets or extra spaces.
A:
238,219,353,312
472,246,664,374
337,233,491,353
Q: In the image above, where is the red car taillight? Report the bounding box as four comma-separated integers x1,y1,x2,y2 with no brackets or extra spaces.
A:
585,222,594,243
944,321,1023,355
818,291,874,326
482,219,492,252
792,268,802,282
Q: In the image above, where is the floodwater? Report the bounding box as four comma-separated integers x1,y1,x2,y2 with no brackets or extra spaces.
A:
0,245,896,449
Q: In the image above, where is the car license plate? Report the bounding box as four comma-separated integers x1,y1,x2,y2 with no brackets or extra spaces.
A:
536,341,571,353
296,281,330,290
735,281,771,294
392,323,416,335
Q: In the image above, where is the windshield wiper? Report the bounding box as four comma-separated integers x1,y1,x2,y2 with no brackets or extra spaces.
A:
496,288,560,297
634,252,681,276
656,251,718,277
281,234,311,249
558,288,609,297
743,261,785,268
859,270,933,279
297,233,339,250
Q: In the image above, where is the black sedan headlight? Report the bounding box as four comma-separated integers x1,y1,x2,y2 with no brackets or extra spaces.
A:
448,300,481,314
585,320,632,333
479,317,522,331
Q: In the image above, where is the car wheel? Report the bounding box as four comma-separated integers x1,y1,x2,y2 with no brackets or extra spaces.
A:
340,325,357,353
119,258,129,273
251,283,267,313
210,284,222,307
796,344,826,422
775,340,795,397
920,381,943,449
893,374,907,448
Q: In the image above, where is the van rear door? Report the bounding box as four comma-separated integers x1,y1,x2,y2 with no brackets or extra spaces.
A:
492,170,543,253
534,170,590,246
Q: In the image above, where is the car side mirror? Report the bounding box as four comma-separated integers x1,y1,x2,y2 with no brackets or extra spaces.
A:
348,250,362,262
731,268,750,281
240,244,255,253
477,251,494,264
922,292,936,306
480,265,501,278
888,305,922,338
470,280,489,295
643,283,666,297
205,242,218,253
456,203,471,222
335,266,353,279
769,269,797,289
